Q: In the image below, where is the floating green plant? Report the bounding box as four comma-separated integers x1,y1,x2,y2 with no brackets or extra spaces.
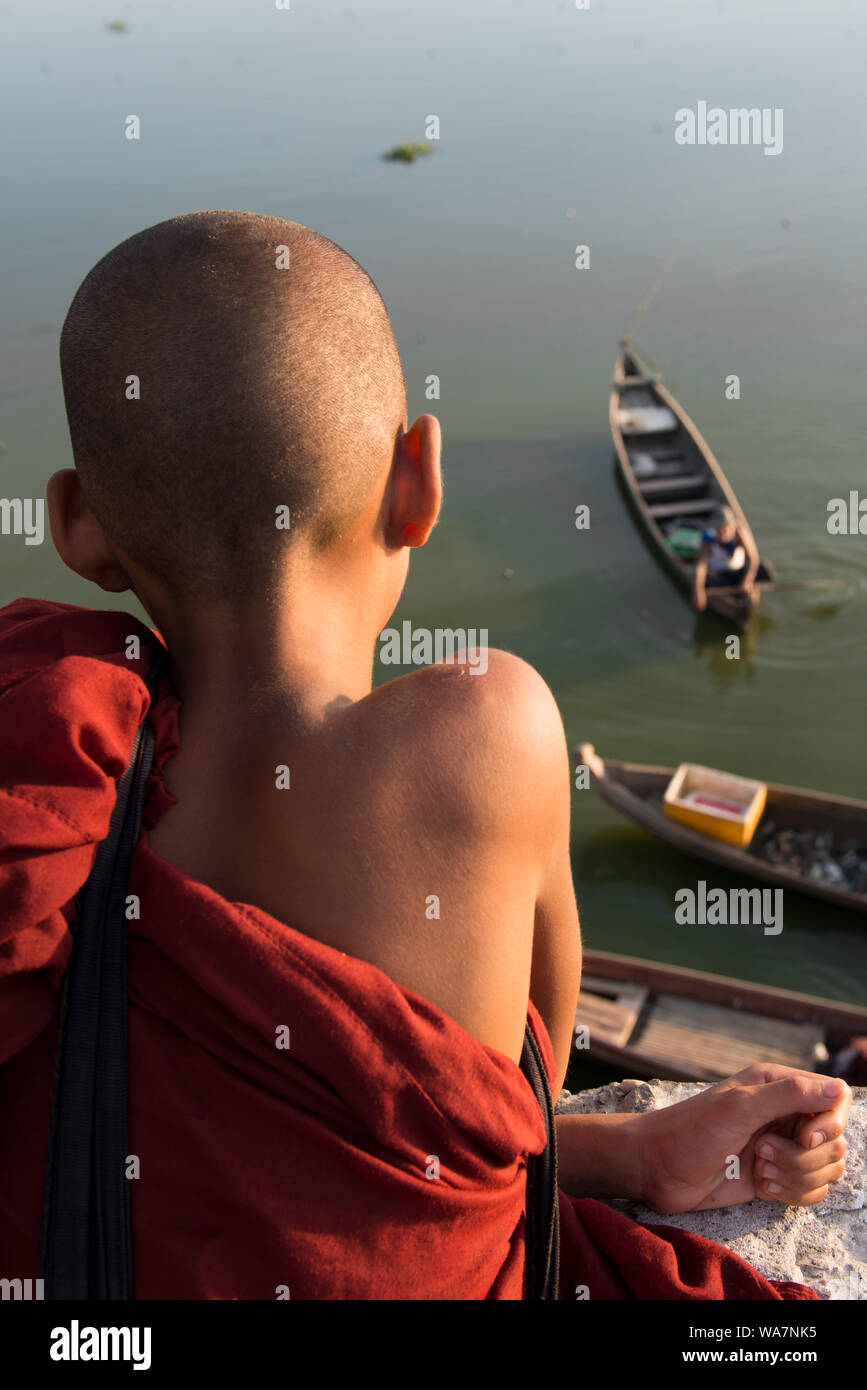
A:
106,19,129,33
383,142,433,164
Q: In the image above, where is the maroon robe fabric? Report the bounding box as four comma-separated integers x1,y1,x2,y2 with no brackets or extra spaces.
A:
0,599,816,1300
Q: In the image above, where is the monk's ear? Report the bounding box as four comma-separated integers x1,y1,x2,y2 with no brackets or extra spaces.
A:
387,414,442,548
46,469,131,593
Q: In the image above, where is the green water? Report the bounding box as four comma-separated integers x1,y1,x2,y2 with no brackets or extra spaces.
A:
2,0,865,1003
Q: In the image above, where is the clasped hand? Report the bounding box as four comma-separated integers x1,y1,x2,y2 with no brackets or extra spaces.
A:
634,1064,850,1214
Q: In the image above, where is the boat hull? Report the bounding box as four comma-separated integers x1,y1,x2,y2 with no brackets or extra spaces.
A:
609,344,768,630
577,949,867,1081
577,742,867,915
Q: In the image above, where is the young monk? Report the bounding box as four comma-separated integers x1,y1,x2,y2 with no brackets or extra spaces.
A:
0,212,851,1299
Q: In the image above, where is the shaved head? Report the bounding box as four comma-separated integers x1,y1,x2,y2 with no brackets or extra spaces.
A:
60,211,407,599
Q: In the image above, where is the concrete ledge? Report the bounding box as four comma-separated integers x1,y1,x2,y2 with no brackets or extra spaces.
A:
556,1079,866,1300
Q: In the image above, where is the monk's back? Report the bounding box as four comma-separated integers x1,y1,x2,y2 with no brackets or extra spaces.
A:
0,602,565,1301
147,653,554,1064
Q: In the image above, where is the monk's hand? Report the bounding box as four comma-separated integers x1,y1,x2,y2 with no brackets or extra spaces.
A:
636,1064,851,1214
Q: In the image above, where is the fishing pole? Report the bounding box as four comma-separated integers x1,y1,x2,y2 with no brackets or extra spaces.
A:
623,245,678,343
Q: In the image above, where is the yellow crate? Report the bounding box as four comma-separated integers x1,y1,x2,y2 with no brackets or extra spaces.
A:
663,763,767,848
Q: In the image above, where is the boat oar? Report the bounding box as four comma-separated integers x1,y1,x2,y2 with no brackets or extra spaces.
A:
710,579,845,596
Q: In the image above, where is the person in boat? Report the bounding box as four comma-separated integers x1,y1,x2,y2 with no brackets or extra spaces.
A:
823,1036,867,1087
692,505,758,611
0,212,851,1300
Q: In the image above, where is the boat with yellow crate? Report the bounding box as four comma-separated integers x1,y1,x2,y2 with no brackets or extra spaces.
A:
576,742,867,914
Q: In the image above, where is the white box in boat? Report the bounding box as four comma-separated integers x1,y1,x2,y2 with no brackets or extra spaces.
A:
617,405,678,435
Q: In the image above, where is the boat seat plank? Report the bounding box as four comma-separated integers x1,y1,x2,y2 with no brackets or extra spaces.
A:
631,995,824,1078
575,978,649,1048
616,375,661,388
638,474,708,497
574,995,636,1047
632,1027,819,1077
648,497,719,520
653,996,823,1049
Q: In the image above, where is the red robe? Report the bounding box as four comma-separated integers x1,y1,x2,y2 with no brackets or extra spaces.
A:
0,599,816,1300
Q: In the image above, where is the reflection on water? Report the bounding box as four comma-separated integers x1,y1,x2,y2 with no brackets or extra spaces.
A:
692,612,759,687
576,824,866,1002
2,0,866,1005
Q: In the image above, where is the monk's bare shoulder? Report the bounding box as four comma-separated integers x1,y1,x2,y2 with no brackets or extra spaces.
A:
337,649,569,840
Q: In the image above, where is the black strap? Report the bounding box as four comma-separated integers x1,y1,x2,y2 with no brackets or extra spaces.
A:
520,1020,560,1300
40,645,168,1300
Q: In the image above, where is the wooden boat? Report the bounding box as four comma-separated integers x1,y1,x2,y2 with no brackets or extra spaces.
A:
577,949,867,1082
577,742,867,915
610,340,772,628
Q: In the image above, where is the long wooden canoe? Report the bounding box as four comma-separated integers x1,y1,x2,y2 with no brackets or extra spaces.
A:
577,741,867,915
577,949,867,1082
610,339,772,629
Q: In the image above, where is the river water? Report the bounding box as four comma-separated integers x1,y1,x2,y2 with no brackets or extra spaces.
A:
2,0,865,1004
